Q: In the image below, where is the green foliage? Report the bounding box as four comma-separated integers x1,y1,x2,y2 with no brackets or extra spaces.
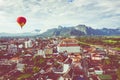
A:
116,67,120,80
114,47,120,51
33,66,40,73
33,55,46,66
39,58,45,64
17,74,31,80
76,36,120,49
102,58,111,65
54,61,61,68
98,75,112,80
103,40,117,43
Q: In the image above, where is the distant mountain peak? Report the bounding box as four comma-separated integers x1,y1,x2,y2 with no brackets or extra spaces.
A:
75,24,88,34
40,24,120,37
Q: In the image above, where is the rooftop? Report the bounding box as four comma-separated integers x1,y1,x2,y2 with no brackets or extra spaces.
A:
58,38,80,47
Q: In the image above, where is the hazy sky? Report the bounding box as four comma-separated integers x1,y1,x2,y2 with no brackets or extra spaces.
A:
0,0,120,33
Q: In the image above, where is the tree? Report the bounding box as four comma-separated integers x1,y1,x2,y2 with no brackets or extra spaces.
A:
33,66,40,73
116,67,120,80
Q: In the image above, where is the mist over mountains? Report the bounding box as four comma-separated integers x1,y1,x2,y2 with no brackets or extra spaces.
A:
0,25,120,37
0,29,41,37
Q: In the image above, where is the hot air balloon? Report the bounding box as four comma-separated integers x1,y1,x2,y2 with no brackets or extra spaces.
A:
17,16,26,28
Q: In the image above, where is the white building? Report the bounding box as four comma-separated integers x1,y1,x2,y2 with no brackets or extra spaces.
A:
16,63,25,72
37,49,45,57
54,64,70,74
0,44,7,51
57,38,81,53
24,40,33,48
18,44,24,49
7,44,17,54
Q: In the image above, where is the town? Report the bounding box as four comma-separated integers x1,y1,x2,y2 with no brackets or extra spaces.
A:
0,37,120,80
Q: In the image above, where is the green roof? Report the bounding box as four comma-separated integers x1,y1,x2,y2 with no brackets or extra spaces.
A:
98,75,112,80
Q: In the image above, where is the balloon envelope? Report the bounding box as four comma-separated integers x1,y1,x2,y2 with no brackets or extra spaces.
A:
17,16,26,28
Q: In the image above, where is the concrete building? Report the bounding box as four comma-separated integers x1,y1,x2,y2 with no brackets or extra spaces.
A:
7,44,17,54
57,38,81,54
0,44,7,51
24,40,33,48
16,63,25,72
37,49,45,57
91,53,104,61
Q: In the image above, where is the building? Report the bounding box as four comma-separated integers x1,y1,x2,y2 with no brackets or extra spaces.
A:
0,43,8,51
44,46,53,55
16,63,25,72
10,57,20,63
57,38,81,54
7,44,17,54
24,40,33,48
91,53,103,61
37,49,45,57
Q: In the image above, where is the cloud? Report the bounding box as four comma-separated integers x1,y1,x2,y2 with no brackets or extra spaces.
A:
0,0,120,33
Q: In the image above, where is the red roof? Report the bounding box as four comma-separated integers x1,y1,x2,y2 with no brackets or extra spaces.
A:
10,57,19,61
58,38,80,47
59,44,80,47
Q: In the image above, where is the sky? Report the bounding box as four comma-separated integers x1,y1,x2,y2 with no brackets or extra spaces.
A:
0,0,120,33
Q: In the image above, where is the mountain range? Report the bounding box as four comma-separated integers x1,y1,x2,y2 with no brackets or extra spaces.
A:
0,25,120,37
40,24,120,37
0,30,41,37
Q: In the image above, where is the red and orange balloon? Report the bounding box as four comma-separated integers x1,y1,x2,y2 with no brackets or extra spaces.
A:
17,16,26,28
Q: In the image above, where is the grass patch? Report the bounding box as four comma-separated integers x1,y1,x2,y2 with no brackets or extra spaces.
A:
79,41,92,46
17,74,32,80
114,47,120,51
98,74,112,80
103,40,117,43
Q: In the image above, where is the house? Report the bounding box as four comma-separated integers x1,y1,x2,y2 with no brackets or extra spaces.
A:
91,53,103,61
10,57,20,63
0,43,8,51
37,49,44,55
57,38,81,54
71,54,82,62
0,59,16,76
72,62,83,76
16,63,25,72
24,54,32,57
59,67,73,80
44,46,53,55
94,66,103,75
53,64,70,74
7,44,17,54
